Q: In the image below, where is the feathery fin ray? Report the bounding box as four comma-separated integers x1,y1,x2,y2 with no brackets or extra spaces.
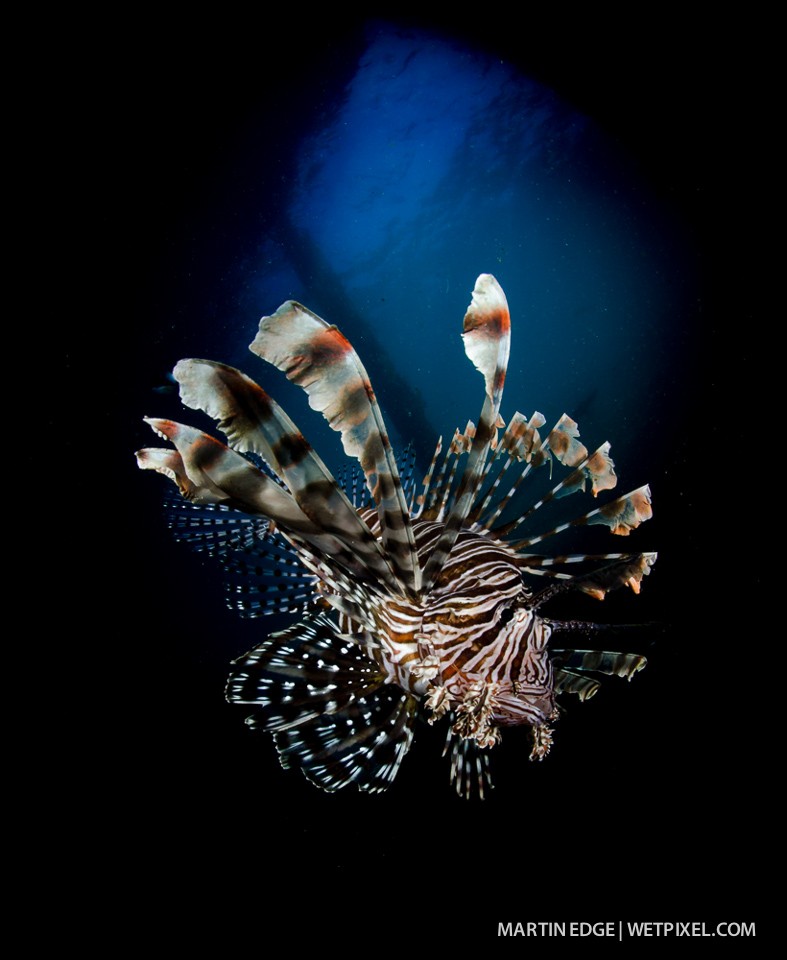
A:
249,301,421,597
422,274,511,589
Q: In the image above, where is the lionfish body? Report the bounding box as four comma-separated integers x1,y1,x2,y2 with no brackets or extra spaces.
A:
138,275,655,797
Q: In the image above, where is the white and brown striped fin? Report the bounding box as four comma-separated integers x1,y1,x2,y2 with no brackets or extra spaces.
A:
552,649,648,679
397,442,419,514
553,670,602,700
502,411,547,462
140,418,320,529
422,274,511,590
473,411,546,529
422,437,455,519
435,431,467,520
582,486,653,536
531,441,616,505
273,687,418,794
138,418,390,589
136,446,206,502
249,301,421,597
172,359,399,593
546,414,588,469
227,612,419,793
485,414,589,534
553,649,647,701
509,486,654,550
569,552,657,599
517,550,656,595
415,435,443,518
496,441,618,539
527,552,657,605
444,727,493,800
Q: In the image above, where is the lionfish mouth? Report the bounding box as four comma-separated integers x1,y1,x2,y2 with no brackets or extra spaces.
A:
137,273,656,799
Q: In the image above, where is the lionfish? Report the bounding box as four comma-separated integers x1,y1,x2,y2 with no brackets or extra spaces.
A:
137,274,655,798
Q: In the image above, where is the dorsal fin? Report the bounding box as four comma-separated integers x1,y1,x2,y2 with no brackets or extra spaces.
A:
422,274,511,590
138,418,394,589
509,486,654,550
493,439,618,538
171,359,398,592
249,302,421,597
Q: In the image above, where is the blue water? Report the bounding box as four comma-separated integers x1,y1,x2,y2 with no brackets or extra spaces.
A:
177,22,697,494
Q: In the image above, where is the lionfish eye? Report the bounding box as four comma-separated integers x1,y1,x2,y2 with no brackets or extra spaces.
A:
499,607,515,624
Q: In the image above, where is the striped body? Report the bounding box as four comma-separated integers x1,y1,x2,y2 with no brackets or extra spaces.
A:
137,274,656,797
363,517,554,730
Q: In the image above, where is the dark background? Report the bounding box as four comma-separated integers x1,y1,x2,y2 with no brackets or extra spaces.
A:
57,12,765,929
